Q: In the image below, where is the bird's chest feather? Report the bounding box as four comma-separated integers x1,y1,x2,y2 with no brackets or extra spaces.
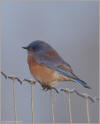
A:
27,55,58,85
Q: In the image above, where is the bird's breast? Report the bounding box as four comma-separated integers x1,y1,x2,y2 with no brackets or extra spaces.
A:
27,55,58,85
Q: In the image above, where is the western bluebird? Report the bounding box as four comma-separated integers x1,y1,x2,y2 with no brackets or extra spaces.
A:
22,40,90,93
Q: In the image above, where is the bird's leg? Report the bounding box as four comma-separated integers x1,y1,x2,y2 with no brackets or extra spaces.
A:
41,84,50,91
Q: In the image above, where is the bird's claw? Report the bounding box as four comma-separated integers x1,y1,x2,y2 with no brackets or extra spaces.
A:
50,87,59,94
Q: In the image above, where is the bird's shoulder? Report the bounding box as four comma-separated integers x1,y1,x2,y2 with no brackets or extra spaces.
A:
45,49,59,57
45,50,73,73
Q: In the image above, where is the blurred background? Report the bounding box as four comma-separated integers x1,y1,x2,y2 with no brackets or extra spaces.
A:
1,1,99,123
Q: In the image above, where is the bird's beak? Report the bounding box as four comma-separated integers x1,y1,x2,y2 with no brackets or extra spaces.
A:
22,46,29,50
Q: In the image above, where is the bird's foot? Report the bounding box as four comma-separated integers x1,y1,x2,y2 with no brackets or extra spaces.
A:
41,85,59,94
50,86,59,94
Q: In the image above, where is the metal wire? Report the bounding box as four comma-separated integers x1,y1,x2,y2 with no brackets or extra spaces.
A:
1,71,99,123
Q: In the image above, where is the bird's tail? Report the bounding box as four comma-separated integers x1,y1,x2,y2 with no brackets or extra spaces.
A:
73,78,91,89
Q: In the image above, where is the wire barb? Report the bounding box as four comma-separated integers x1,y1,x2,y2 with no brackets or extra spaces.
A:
61,87,75,93
1,71,8,79
23,78,36,85
8,76,22,84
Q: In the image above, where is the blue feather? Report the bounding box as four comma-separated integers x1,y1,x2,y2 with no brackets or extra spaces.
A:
74,79,88,87
56,68,76,78
56,68,90,88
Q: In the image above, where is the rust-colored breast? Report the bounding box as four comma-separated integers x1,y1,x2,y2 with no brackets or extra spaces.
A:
27,55,57,85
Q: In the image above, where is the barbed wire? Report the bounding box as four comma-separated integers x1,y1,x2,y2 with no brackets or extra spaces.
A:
8,76,23,85
1,71,99,103
1,71,99,123
23,78,36,85
61,88,99,103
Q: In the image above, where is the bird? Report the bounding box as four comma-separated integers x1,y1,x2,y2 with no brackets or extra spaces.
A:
22,40,91,93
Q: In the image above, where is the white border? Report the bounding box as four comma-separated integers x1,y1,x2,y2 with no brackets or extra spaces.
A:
0,0,99,123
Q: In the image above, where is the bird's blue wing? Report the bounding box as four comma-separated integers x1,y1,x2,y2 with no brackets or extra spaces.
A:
35,53,90,88
34,52,77,79
33,52,90,88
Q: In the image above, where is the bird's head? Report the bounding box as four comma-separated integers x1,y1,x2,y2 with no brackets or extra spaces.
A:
22,40,52,54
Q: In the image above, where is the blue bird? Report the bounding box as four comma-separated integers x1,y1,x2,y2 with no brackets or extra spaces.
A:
23,40,91,92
